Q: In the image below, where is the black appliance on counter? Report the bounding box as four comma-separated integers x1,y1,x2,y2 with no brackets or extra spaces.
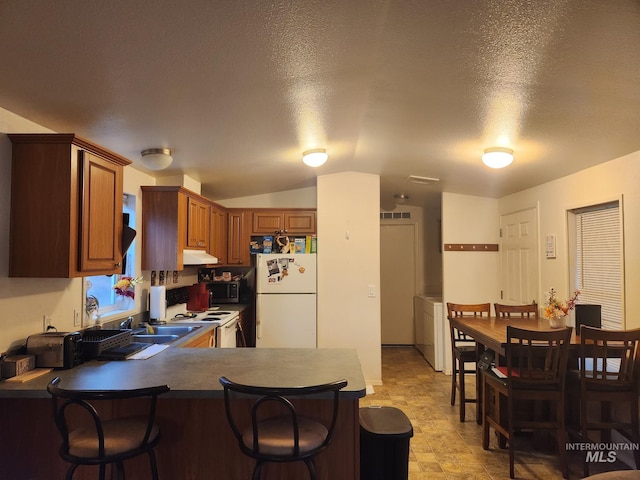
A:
26,332,83,369
209,281,241,304
198,267,255,305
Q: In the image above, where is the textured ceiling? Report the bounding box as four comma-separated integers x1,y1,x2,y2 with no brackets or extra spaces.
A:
1,1,639,209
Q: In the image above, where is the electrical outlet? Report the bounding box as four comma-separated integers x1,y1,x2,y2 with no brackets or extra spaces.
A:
74,309,81,327
43,314,52,332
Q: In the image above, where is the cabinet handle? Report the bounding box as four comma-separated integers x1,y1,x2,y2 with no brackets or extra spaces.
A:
115,262,121,267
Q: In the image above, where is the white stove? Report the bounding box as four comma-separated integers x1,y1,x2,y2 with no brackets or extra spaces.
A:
171,309,239,326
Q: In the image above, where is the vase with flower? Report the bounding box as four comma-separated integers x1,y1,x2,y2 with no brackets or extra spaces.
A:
543,287,580,328
114,275,143,310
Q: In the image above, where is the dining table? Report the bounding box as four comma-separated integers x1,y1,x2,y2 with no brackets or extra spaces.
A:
448,315,579,424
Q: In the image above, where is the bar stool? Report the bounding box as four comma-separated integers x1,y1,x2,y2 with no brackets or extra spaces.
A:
447,302,490,422
47,377,169,480
219,376,347,480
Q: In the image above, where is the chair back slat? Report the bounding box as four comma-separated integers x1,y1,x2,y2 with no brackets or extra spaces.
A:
506,326,572,388
579,326,640,389
494,303,539,319
447,303,490,343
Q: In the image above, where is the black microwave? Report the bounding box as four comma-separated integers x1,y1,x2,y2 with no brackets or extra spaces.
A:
209,281,240,304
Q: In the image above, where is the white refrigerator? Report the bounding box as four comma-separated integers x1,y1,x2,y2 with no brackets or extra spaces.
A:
255,253,317,348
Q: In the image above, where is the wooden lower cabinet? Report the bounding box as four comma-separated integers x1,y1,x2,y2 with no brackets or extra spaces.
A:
0,397,360,480
182,330,215,348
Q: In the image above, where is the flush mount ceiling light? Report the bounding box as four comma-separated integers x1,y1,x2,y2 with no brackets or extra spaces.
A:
482,147,514,169
302,148,328,167
141,148,173,170
394,194,409,205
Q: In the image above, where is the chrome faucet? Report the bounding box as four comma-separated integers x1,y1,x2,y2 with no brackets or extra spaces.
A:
119,316,134,329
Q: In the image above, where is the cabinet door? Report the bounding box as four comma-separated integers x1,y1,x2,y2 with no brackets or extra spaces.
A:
252,212,284,234
79,151,124,273
227,211,250,265
187,197,209,249
183,331,215,348
209,204,227,264
284,211,316,234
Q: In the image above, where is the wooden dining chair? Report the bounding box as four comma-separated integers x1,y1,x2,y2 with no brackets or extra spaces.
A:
481,325,572,479
219,376,348,480
447,302,491,422
578,326,640,477
494,303,539,319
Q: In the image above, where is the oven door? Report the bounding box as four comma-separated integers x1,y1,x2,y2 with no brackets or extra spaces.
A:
216,318,238,348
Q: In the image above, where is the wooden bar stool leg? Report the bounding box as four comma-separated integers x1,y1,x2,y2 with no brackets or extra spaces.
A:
451,358,457,406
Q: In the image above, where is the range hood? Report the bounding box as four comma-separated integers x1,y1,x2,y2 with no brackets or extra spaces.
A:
183,249,218,265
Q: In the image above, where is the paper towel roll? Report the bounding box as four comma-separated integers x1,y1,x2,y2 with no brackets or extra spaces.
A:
149,286,167,320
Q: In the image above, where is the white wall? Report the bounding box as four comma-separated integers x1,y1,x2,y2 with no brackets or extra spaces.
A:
317,172,382,385
218,187,317,208
441,192,500,373
499,150,640,329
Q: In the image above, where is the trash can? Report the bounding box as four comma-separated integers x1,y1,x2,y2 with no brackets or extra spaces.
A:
360,406,414,480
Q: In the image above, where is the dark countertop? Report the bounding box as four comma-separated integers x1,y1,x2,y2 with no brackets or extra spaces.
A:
0,341,366,399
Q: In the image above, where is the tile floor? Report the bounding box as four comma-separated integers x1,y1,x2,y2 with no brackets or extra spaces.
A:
359,346,635,480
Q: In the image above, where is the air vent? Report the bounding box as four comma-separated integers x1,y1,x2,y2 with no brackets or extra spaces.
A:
380,212,412,219
407,175,439,185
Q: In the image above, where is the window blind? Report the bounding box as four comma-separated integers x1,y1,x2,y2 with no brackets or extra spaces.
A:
575,202,622,329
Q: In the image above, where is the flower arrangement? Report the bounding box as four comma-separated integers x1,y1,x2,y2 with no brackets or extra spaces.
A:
114,276,144,299
543,287,579,326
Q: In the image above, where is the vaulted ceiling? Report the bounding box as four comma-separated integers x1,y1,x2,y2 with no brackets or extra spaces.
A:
1,1,639,209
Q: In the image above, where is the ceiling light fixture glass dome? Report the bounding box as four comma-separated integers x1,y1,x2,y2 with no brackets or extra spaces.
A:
141,148,173,170
302,148,328,167
482,147,514,169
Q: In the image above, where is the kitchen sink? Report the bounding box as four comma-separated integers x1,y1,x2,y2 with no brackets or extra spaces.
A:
147,325,201,336
132,334,179,344
130,325,202,344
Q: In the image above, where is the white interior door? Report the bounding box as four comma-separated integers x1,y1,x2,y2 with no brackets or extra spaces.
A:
500,208,539,305
381,224,416,344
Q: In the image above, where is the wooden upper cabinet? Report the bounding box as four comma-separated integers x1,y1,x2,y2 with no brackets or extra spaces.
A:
187,197,209,249
208,203,227,265
8,134,129,278
251,210,316,235
141,186,214,271
252,212,284,234
79,151,124,272
284,211,316,234
227,209,251,265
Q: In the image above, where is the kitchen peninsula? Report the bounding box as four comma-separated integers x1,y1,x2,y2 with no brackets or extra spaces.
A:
0,343,366,480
